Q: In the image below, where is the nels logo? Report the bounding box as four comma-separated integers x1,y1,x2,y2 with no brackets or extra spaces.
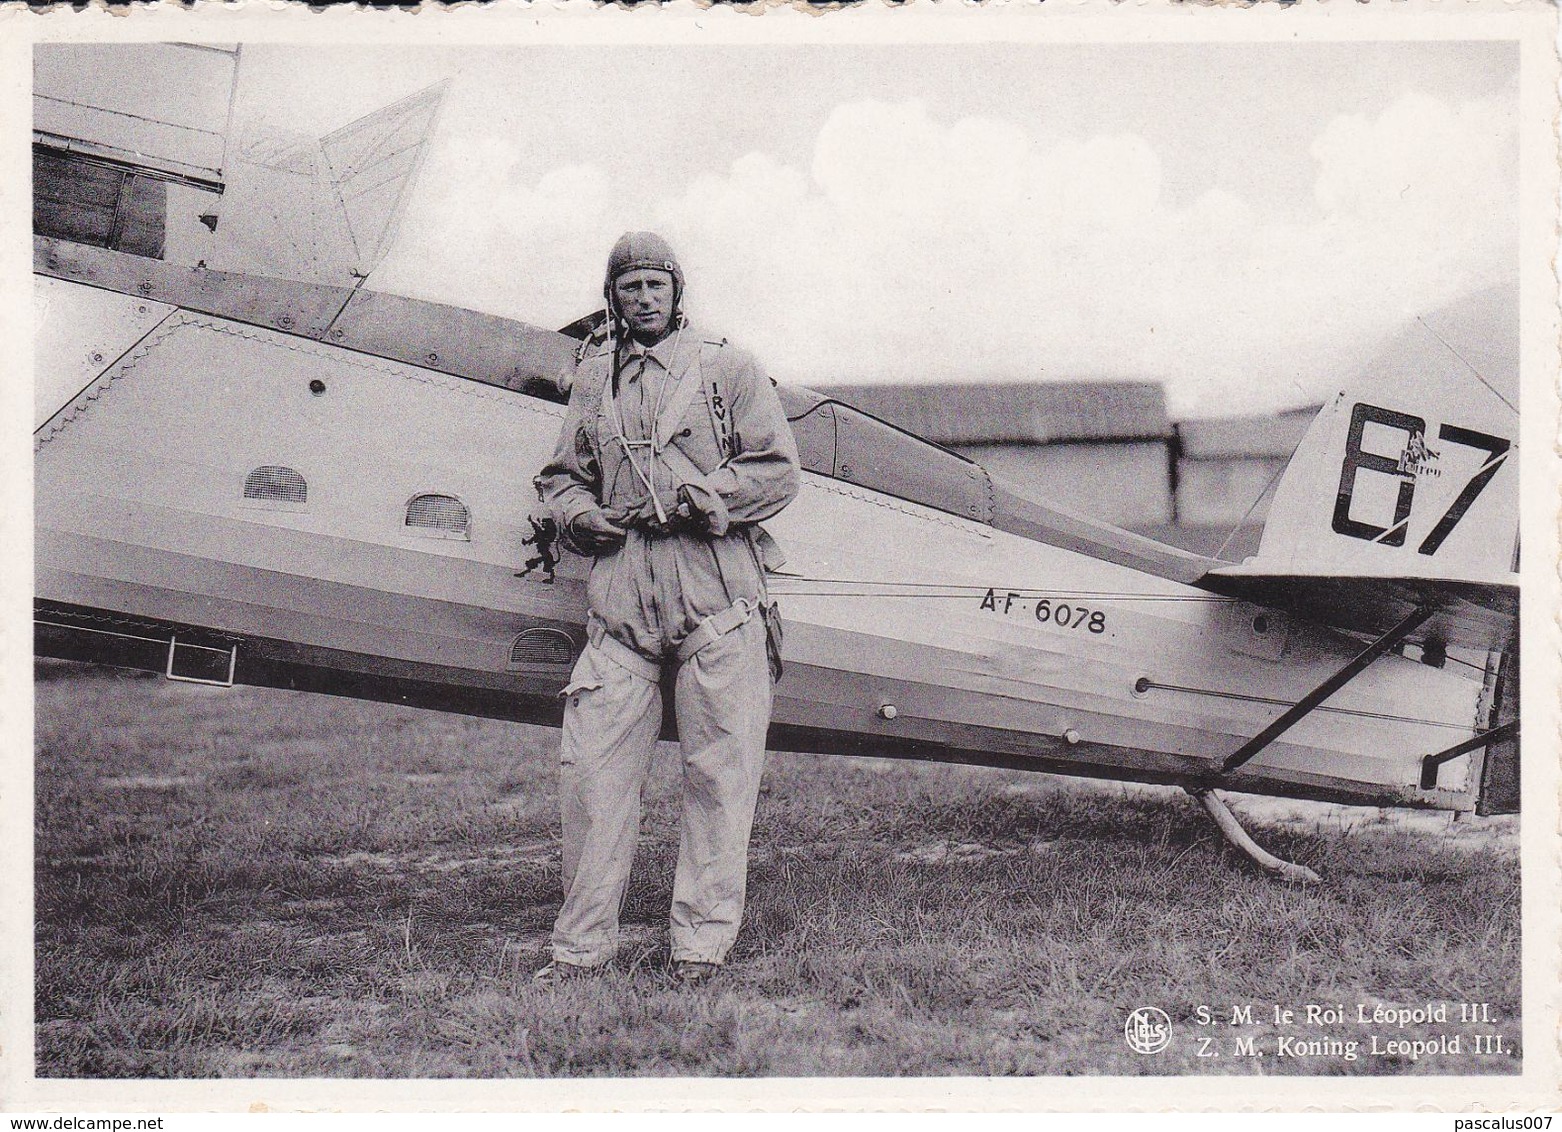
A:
1125,1007,1172,1054
1396,431,1442,479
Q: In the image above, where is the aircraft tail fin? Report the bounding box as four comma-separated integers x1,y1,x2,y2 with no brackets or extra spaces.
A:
1222,286,1519,589
206,81,449,286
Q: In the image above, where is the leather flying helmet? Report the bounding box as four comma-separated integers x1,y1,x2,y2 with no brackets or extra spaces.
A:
604,231,684,323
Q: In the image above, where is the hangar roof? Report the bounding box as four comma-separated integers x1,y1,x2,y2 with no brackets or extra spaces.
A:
1176,407,1319,460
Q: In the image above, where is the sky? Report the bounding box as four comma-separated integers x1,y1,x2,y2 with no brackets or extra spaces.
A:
52,41,1524,418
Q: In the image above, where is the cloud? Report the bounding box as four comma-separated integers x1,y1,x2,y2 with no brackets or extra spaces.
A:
385,137,623,324
379,92,1516,418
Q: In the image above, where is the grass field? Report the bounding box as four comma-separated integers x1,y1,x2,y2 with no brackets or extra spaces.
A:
34,662,1521,1078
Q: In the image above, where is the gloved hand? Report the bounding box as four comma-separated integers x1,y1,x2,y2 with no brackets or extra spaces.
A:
612,493,702,538
675,484,718,535
567,508,627,555
644,498,699,538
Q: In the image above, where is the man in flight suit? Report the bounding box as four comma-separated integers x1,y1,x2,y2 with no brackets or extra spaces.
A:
535,232,801,983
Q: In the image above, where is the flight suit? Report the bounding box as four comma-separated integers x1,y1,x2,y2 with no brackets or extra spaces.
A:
537,325,801,967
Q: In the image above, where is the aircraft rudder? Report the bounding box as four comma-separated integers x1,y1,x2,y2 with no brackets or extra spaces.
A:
1246,291,1519,586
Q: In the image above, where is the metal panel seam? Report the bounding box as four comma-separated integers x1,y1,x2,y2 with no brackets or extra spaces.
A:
162,314,568,421
35,310,192,450
803,473,994,535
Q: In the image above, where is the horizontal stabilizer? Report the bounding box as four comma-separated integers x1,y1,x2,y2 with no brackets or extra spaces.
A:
1198,571,1514,652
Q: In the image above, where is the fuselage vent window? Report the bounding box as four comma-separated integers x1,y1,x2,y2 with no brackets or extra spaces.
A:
406,493,470,539
243,465,308,505
509,627,576,670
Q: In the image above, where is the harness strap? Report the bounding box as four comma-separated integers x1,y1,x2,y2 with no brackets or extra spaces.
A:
585,614,661,683
675,598,756,662
655,439,715,492
651,337,709,450
594,334,710,526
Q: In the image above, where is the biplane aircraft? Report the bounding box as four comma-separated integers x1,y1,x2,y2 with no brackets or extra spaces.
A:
31,48,1520,882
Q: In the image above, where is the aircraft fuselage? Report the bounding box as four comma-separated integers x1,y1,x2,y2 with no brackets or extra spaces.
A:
33,240,1498,812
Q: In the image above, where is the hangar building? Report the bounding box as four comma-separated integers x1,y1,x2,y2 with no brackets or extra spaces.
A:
816,382,1316,562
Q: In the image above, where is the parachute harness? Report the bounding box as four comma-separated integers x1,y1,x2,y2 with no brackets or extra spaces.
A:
602,321,686,527
599,238,688,528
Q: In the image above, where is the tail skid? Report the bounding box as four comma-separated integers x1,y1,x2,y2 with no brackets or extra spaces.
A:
1188,789,1322,884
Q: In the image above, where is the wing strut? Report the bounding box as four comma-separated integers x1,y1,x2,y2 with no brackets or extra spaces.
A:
1419,719,1519,790
1219,604,1435,775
